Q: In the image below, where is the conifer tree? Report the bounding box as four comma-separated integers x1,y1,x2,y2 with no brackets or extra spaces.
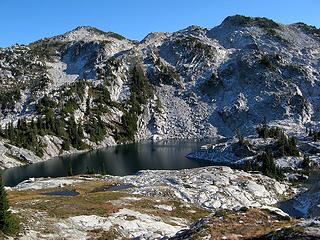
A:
0,176,19,235
259,150,283,180
0,176,9,231
61,138,71,151
67,161,73,176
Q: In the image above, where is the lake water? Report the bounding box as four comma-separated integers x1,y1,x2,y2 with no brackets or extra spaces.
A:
2,139,214,187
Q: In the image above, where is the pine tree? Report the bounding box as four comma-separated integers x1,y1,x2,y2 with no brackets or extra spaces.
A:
259,150,283,180
0,176,19,235
61,138,71,151
0,176,9,231
0,126,2,138
78,123,84,138
101,163,106,175
30,118,37,132
236,128,244,145
67,161,73,176
301,155,311,169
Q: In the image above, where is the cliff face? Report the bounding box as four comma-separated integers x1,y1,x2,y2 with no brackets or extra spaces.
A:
1,16,320,167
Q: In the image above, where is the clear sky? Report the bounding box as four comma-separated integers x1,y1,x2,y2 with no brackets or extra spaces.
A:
0,0,319,47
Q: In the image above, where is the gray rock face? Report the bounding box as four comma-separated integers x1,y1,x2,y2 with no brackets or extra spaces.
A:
119,166,290,210
1,15,320,167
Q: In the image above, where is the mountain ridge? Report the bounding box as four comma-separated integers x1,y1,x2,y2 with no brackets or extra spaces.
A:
24,15,320,47
0,15,320,168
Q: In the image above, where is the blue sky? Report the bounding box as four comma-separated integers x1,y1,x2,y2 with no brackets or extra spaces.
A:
0,0,319,47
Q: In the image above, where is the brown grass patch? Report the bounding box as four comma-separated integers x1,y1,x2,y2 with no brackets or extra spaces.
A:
8,180,127,218
208,208,296,239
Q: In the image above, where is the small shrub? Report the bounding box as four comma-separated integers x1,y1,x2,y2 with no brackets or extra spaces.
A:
308,128,320,142
300,155,312,169
260,55,272,68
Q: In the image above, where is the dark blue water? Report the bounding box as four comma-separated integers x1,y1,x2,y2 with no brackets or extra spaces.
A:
43,190,80,196
2,140,214,187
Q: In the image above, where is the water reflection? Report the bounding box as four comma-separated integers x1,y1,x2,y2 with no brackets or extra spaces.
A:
2,140,213,186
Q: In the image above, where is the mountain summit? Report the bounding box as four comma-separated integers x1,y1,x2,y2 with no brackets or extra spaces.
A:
53,26,128,43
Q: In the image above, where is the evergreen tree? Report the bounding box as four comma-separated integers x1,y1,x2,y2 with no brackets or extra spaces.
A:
258,150,283,180
78,123,84,139
30,118,37,132
34,141,44,158
7,123,15,142
236,128,244,145
101,163,106,175
0,176,9,231
54,118,66,138
61,138,71,151
85,116,106,143
67,117,86,150
0,176,19,235
67,161,73,176
301,155,312,169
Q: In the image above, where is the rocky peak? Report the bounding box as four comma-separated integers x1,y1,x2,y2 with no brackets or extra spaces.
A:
291,22,320,38
177,25,208,36
72,26,103,33
207,15,287,48
54,26,127,43
141,32,170,46
220,15,281,29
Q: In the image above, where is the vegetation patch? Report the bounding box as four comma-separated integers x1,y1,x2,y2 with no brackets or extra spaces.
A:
200,72,223,95
256,121,300,157
9,180,125,219
185,208,295,239
0,80,118,156
29,38,65,62
0,89,21,112
295,22,320,37
150,56,182,87
117,64,154,142
106,32,126,41
226,15,280,29
241,121,303,180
